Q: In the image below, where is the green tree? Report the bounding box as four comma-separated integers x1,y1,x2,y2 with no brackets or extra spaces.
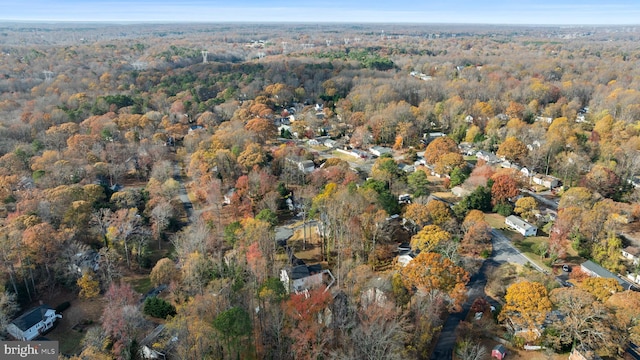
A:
407,170,430,198
143,297,177,319
213,307,252,359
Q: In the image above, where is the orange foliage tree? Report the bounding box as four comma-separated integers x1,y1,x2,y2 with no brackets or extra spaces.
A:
401,252,469,311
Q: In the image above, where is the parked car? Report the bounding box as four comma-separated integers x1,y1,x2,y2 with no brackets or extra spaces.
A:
562,264,571,272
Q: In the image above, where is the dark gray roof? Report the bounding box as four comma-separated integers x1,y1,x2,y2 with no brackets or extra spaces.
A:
11,305,54,331
581,260,626,286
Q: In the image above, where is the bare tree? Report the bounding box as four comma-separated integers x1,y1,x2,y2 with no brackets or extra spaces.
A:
455,338,487,360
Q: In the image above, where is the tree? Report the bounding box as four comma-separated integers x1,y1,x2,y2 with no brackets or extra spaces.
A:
213,307,252,359
425,200,453,226
336,304,410,360
424,137,458,164
401,252,469,311
410,225,452,252
0,288,19,337
245,117,277,145
284,287,332,360
606,291,640,344
584,164,621,199
579,277,623,302
455,338,488,360
143,297,176,319
449,167,469,188
497,137,529,163
149,258,176,287
558,187,593,210
407,170,430,198
150,200,173,249
403,203,430,228
490,174,519,206
434,152,466,176
101,282,144,358
77,270,100,299
181,251,211,296
547,287,621,355
499,281,551,341
514,196,537,221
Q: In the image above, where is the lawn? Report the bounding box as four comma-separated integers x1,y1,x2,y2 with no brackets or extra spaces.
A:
483,213,552,271
330,150,365,164
127,275,153,294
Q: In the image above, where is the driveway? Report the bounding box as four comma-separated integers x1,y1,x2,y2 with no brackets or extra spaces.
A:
429,259,498,360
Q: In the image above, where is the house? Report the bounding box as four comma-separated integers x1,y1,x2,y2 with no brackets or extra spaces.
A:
568,345,602,360
491,344,507,360
70,250,100,275
451,186,472,198
580,260,627,287
324,139,337,148
6,305,62,341
287,158,315,174
280,264,335,294
188,125,204,133
622,246,640,266
223,188,235,205
520,167,532,178
505,215,537,237
369,146,392,157
398,163,415,173
532,174,560,189
476,150,500,164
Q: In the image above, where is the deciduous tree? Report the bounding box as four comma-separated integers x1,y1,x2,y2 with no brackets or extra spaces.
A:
497,137,528,163
499,281,551,341
401,252,469,310
548,287,622,355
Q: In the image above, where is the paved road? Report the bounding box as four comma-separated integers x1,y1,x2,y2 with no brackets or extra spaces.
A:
490,228,545,271
430,229,547,359
173,163,193,219
429,259,498,360
522,189,558,210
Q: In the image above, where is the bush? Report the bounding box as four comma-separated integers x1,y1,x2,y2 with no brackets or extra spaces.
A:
55,301,71,313
493,203,513,217
143,297,176,319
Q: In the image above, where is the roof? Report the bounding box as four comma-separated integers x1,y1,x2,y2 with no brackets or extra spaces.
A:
492,344,507,353
505,215,535,230
581,260,619,279
11,305,54,331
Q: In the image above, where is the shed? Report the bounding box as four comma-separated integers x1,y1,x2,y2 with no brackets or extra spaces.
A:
491,344,507,359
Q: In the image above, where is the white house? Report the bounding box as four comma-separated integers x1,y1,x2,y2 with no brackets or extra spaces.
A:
287,158,315,174
505,215,537,237
622,246,640,266
369,146,392,157
6,305,62,341
532,174,560,189
475,150,500,164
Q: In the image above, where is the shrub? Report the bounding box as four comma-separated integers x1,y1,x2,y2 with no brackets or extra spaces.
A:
143,297,176,319
55,301,71,313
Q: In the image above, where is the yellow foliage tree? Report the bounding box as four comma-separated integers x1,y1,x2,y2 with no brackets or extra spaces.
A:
77,271,100,299
514,196,537,221
580,277,623,302
499,281,551,339
410,225,451,253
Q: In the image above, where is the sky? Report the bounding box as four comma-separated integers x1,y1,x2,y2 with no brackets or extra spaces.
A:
2,0,640,25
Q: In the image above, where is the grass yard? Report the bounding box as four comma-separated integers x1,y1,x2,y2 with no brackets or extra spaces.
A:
330,150,365,164
127,275,153,294
484,213,506,229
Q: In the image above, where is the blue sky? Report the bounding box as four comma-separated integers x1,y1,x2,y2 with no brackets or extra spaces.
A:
2,0,640,24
